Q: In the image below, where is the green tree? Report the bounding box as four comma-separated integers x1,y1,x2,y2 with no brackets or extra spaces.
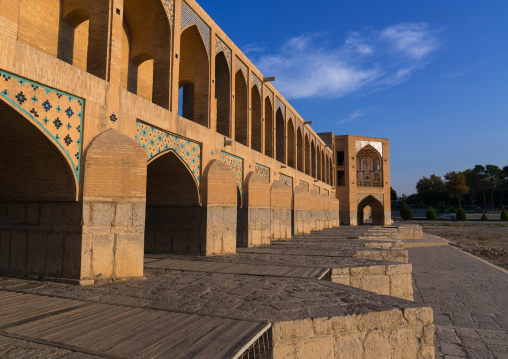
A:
438,202,445,213
444,171,469,208
501,206,508,221
485,165,503,209
426,206,437,220
416,174,445,205
448,205,456,214
456,207,467,221
390,187,398,201
400,202,414,220
481,212,488,221
471,165,488,209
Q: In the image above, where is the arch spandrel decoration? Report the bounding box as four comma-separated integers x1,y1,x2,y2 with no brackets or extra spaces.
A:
299,180,309,191
235,56,248,83
215,35,231,70
288,109,295,121
264,86,273,105
0,70,83,183
356,140,383,157
251,73,262,93
181,1,211,57
357,193,384,205
323,189,329,196
279,173,293,188
220,150,244,197
275,97,285,119
162,0,174,28
313,184,320,193
255,163,270,181
135,121,201,189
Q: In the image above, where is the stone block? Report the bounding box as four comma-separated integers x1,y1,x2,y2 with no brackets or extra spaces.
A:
0,203,7,225
390,274,414,300
45,233,64,277
79,233,93,279
132,203,146,226
11,231,27,273
8,203,25,224
358,309,405,331
386,263,412,275
0,231,10,271
272,319,314,340
82,202,92,226
92,202,115,226
389,326,419,358
91,233,114,278
271,342,296,358
334,333,363,359
294,336,334,358
362,275,390,296
363,330,391,359
115,202,133,226
403,307,434,326
62,233,82,279
417,344,435,359
114,233,144,278
350,265,386,276
26,203,39,224
27,232,47,275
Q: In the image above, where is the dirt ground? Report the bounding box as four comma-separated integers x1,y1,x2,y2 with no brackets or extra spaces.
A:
422,223,508,270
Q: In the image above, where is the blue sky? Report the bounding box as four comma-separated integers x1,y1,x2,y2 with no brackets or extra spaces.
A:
198,0,508,196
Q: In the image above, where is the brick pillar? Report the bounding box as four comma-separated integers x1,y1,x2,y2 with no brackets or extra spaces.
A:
271,180,292,240
293,186,311,235
0,0,20,39
310,190,324,231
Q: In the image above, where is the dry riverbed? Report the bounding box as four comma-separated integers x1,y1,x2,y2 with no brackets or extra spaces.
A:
423,223,508,270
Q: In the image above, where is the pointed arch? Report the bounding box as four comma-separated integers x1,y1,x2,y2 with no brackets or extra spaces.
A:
59,8,90,72
287,118,295,168
179,25,209,126
235,70,248,146
317,148,322,181
297,127,303,172
311,140,316,178
357,195,384,225
215,51,230,137
265,97,274,158
275,108,285,164
251,86,262,152
305,134,310,175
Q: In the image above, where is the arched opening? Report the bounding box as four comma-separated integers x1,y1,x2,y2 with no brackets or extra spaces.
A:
120,0,171,108
251,86,262,152
329,157,333,185
179,25,209,126
264,97,273,158
145,151,204,254
0,100,79,278
58,9,90,72
320,149,325,181
317,147,322,180
357,145,383,187
358,196,384,225
297,127,303,172
235,71,248,146
311,141,316,178
304,135,310,175
215,51,230,137
287,119,295,168
275,109,285,164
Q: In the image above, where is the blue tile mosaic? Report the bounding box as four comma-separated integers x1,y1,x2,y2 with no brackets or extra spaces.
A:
221,151,244,197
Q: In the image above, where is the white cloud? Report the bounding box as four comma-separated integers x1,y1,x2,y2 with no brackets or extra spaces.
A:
250,23,441,100
339,108,380,124
243,43,266,54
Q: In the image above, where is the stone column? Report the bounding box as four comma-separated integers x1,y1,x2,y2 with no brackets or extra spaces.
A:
270,180,292,240
293,186,311,235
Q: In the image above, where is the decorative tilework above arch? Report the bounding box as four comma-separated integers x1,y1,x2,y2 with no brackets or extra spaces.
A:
214,35,231,70
356,140,383,157
357,193,384,205
299,180,309,191
276,97,285,119
264,86,274,105
251,73,262,93
279,173,293,188
162,0,174,28
323,189,329,196
235,56,248,83
0,70,83,184
221,151,244,198
181,1,211,57
135,121,201,189
287,109,295,121
255,163,270,181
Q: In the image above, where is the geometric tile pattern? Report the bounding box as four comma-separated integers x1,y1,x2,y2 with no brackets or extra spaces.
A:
356,140,383,157
299,180,309,191
287,108,295,121
357,193,384,205
279,173,293,188
0,69,83,183
255,163,270,182
235,56,248,83
264,86,274,105
221,151,244,197
181,1,211,57
276,97,285,118
135,121,201,189
313,185,320,193
251,73,262,94
162,0,174,28
215,35,231,70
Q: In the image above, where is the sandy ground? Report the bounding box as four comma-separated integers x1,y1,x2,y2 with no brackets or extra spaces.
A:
422,223,508,270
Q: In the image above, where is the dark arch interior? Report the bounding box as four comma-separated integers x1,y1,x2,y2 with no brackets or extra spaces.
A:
251,86,262,152
275,109,285,164
287,119,295,168
145,151,205,254
234,71,248,146
215,51,230,137
358,196,384,225
264,98,273,158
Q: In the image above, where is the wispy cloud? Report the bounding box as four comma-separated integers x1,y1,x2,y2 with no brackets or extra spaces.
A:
339,108,380,124
243,43,267,55
249,23,441,99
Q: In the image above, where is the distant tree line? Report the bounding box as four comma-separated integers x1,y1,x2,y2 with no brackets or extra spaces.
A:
402,165,508,210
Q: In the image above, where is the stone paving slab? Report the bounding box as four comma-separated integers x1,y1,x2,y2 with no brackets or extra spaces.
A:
409,241,508,359
403,233,449,248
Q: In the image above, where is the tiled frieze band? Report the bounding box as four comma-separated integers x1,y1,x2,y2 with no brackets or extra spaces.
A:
299,180,309,191
162,0,174,28
181,1,211,57
135,121,201,189
276,97,285,118
215,35,231,70
357,193,384,205
279,173,293,188
251,73,262,93
0,69,83,183
255,163,270,182
235,56,248,83
264,86,273,105
221,151,244,197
